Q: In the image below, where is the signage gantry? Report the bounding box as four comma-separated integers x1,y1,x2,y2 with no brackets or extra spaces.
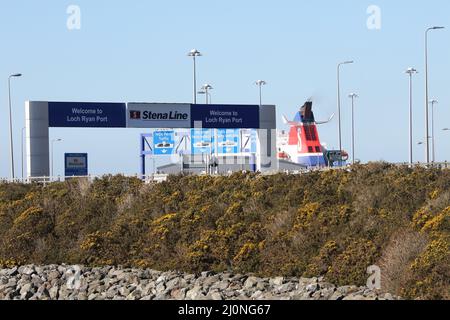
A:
25,101,277,178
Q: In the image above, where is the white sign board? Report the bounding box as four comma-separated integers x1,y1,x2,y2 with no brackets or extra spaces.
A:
127,103,191,128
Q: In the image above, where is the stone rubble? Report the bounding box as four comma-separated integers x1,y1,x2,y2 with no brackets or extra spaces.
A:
0,265,401,300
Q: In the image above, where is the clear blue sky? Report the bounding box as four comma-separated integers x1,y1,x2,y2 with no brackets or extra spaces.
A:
1,0,450,177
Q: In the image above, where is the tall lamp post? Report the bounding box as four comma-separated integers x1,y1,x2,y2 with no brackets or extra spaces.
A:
188,49,202,104
198,84,213,104
405,67,418,165
348,93,358,165
429,99,438,162
337,61,354,161
21,127,26,180
255,80,267,106
51,139,62,180
425,26,444,164
8,73,22,180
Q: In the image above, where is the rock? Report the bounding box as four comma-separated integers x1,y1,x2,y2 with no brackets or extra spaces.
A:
119,287,131,297
156,275,166,284
20,283,34,299
329,290,344,300
49,286,59,299
343,294,369,301
155,282,165,293
0,265,402,301
201,271,214,278
209,291,223,300
306,283,319,293
106,288,119,299
31,275,44,287
165,277,181,291
275,282,296,294
384,293,394,300
318,282,335,290
256,281,267,291
140,283,155,296
211,280,229,291
153,292,168,300
202,275,220,289
337,285,359,295
231,274,246,282
88,293,98,300
57,266,67,274
243,276,259,289
171,288,187,300
270,277,284,286
127,290,142,300
183,274,196,282
250,290,264,299
220,273,232,280
19,266,35,276
6,278,17,288
78,293,88,300
6,267,19,277
47,270,61,281
186,286,204,300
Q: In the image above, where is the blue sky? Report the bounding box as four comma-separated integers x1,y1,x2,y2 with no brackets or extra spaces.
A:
1,0,450,177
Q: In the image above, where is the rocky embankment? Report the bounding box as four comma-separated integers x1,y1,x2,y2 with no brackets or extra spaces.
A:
0,265,400,300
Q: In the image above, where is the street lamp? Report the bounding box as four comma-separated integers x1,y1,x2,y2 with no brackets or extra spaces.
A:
21,127,26,180
197,90,211,104
187,49,202,104
337,61,354,160
255,80,267,106
8,73,22,180
51,139,62,179
405,67,418,165
425,26,444,164
198,83,216,171
348,93,358,165
198,84,213,104
429,99,438,162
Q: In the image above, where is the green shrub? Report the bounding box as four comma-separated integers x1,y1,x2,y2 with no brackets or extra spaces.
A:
0,163,448,299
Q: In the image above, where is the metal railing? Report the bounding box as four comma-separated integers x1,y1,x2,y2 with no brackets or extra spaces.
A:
0,173,169,185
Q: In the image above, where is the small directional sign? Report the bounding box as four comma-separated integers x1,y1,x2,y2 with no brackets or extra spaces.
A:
153,130,175,155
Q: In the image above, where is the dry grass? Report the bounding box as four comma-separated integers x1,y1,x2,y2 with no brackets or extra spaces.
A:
378,230,429,296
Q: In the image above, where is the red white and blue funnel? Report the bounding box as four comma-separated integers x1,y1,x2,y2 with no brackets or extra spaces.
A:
279,101,334,167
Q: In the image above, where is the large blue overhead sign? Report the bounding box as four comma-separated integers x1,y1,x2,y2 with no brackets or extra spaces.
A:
191,104,260,129
48,102,126,128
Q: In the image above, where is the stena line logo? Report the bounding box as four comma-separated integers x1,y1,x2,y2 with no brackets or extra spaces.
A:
130,110,189,121
129,110,141,119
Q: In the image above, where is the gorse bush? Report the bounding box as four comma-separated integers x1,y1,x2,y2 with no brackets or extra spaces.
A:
0,164,448,299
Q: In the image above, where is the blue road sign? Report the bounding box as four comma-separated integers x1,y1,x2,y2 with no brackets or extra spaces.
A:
217,129,239,154
49,102,126,128
191,104,260,129
64,153,88,176
153,130,175,155
241,129,257,153
191,129,214,155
